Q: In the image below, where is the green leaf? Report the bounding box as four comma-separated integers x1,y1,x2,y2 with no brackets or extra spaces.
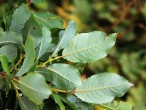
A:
37,26,52,59
16,36,35,76
22,14,42,48
59,95,79,110
37,64,82,91
17,73,51,105
19,96,40,110
0,55,10,75
67,95,94,110
0,32,23,45
52,20,76,57
33,12,63,29
106,101,132,110
0,44,17,62
52,93,65,110
32,0,46,4
9,3,30,33
74,73,133,104
63,32,117,63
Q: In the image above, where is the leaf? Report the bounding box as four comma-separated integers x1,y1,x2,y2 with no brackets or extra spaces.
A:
22,14,42,48
17,73,51,105
59,95,79,110
74,73,133,104
106,101,132,110
0,55,10,75
0,32,23,45
63,32,117,63
52,20,76,57
9,3,30,33
32,0,46,4
19,96,40,110
0,44,17,62
16,36,35,76
37,64,82,91
37,26,52,59
67,95,94,110
33,12,63,29
52,93,65,110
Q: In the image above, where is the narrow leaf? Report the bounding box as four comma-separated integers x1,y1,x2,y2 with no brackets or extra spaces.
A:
74,73,133,104
9,3,30,33
0,55,10,75
0,44,17,62
63,32,117,63
52,20,76,57
52,93,65,110
37,26,52,59
19,96,39,110
37,64,82,91
16,36,35,76
17,73,51,105
0,32,23,45
33,12,63,29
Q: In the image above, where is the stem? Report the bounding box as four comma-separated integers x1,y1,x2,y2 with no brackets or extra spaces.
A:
14,53,24,68
50,88,68,93
11,80,20,99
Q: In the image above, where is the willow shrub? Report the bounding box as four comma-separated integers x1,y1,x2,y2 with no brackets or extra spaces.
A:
0,3,133,110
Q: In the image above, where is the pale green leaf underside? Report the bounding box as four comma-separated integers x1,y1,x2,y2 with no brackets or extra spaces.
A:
19,96,39,110
52,20,76,57
16,36,35,76
63,31,117,63
34,12,63,29
9,3,30,33
18,73,51,105
0,44,17,62
74,73,133,104
0,32,23,45
37,26,52,59
38,64,82,91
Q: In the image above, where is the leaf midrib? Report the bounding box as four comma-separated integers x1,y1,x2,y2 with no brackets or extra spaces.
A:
17,80,49,96
75,83,131,93
47,67,78,85
63,36,114,58
34,14,53,28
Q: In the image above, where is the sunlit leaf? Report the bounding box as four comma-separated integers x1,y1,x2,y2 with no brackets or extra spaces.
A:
74,73,133,104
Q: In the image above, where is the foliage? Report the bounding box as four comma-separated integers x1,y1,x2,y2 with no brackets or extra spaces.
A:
0,1,134,110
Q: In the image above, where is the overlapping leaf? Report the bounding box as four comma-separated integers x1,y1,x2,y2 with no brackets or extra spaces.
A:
19,96,39,110
52,20,76,57
16,36,35,76
37,26,52,59
0,32,23,45
52,93,65,110
17,73,51,105
0,44,17,62
74,73,133,104
34,12,63,29
37,64,82,91
9,4,30,33
22,14,42,47
63,32,117,63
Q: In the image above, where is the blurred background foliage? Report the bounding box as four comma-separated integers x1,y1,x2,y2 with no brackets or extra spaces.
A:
0,0,146,110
